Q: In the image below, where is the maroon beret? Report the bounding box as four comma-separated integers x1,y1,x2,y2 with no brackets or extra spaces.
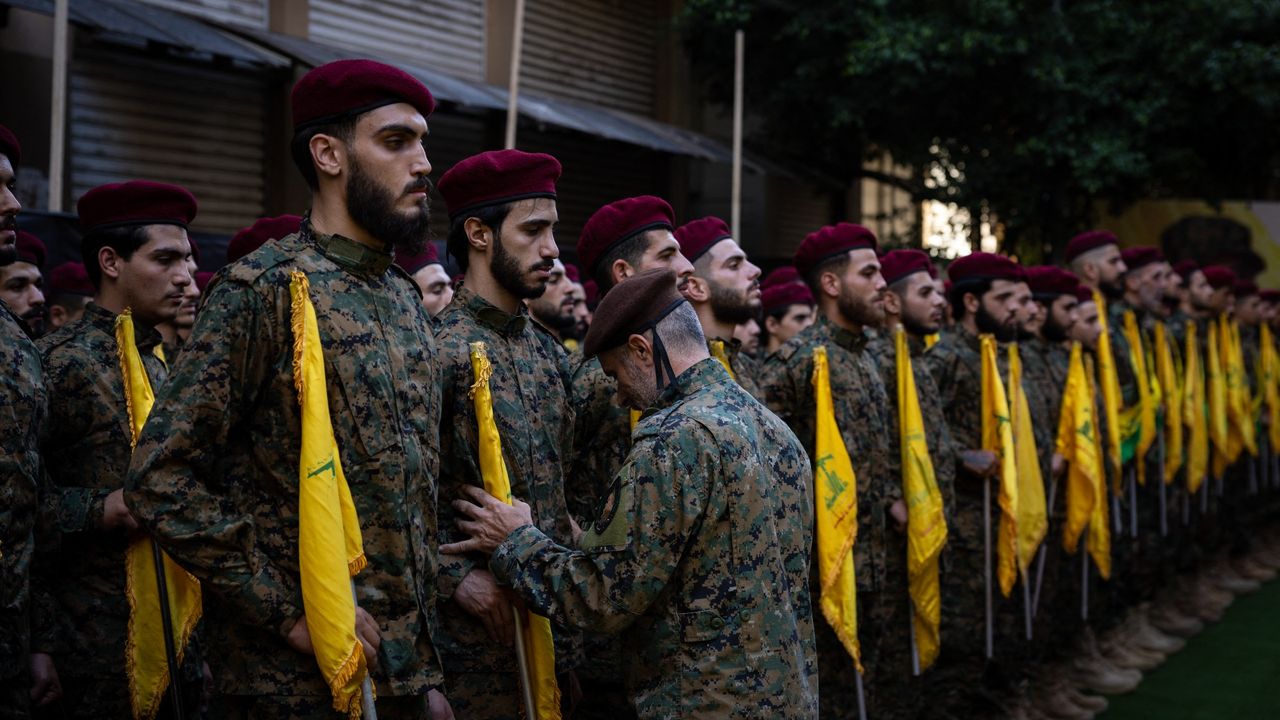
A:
438,149,561,220
395,242,441,275
1259,289,1280,304
77,181,197,234
0,124,20,165
292,59,435,129
879,249,935,286
1233,279,1259,298
47,262,93,297
1120,246,1164,272
947,252,1025,288
1202,265,1236,290
14,231,45,268
582,268,686,358
1172,259,1200,281
762,265,801,289
762,283,814,314
1064,230,1119,264
578,196,676,278
1076,285,1096,303
793,223,878,277
1025,265,1081,299
674,216,733,263
227,214,302,264
194,271,214,293
563,263,580,283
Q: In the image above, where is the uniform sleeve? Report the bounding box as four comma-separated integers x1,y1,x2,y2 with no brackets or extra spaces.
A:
434,360,478,602
759,352,796,421
489,424,717,634
125,280,304,638
38,355,114,534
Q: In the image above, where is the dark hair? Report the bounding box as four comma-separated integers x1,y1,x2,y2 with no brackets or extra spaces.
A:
947,278,994,321
290,117,357,190
446,202,512,274
802,254,852,299
81,224,151,289
594,232,655,293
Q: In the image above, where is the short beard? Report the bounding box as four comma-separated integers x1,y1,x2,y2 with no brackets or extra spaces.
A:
975,303,1017,342
492,229,552,300
708,279,759,324
530,300,575,333
1099,278,1124,301
346,153,431,256
1043,315,1070,343
0,216,17,266
901,311,938,338
1162,294,1181,315
837,288,884,328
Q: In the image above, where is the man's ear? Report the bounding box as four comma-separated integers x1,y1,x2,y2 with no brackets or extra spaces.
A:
684,276,710,303
611,259,634,285
819,270,841,300
764,315,780,335
626,332,653,364
464,218,491,253
310,133,346,183
882,291,902,317
99,246,123,282
963,291,980,318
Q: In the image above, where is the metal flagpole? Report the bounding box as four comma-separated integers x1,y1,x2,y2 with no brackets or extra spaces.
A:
1249,454,1259,496
152,540,185,720
1201,476,1210,513
984,476,994,659
1111,476,1122,535
1157,431,1168,537
730,30,745,240
503,0,527,149
350,581,378,720
1021,569,1033,641
1127,467,1138,538
855,669,868,720
1080,549,1090,621
1031,476,1059,617
49,0,69,211
908,601,920,677
511,610,536,720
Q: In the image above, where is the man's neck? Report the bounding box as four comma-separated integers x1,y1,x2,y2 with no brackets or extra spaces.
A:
695,303,734,342
466,263,522,315
309,198,386,252
93,288,126,317
822,303,862,335
1123,291,1143,309
528,311,562,341
960,316,979,336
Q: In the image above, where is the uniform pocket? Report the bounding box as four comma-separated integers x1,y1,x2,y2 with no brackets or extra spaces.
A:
679,609,728,643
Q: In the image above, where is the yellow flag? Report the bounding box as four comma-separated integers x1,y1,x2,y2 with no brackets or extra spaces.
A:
1120,310,1158,478
1183,322,1209,494
1262,324,1280,450
894,328,947,670
290,272,371,718
811,345,863,672
1007,344,1048,574
1225,319,1257,456
1153,323,1184,483
1093,293,1124,482
469,342,562,719
709,339,737,380
1058,343,1099,554
1082,353,1112,579
924,333,940,349
1207,317,1231,477
980,335,1019,597
117,311,203,720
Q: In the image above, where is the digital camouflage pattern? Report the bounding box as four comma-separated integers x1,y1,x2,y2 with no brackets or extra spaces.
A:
759,315,896,719
431,285,581,711
708,336,764,401
124,230,445,702
489,359,818,720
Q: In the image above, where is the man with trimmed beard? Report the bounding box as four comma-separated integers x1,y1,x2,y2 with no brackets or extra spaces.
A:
40,180,204,717
0,231,46,336
864,249,957,719
563,196,695,719
526,258,578,344
396,241,454,318
125,60,453,718
430,148,581,719
759,223,900,718
1066,231,1136,408
674,216,765,398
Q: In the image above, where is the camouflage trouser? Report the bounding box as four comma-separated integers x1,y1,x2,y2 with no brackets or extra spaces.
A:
59,673,203,720
445,670,583,720
0,679,29,720
211,692,429,719
573,677,634,720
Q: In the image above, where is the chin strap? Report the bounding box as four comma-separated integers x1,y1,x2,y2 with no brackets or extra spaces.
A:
637,297,689,391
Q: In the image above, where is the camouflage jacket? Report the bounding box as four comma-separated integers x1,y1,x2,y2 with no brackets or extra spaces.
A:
1019,338,1063,476
759,315,897,592
432,285,580,673
1,300,56,678
490,359,818,719
707,336,764,401
1105,297,1140,408
564,357,632,528
38,302,167,679
124,230,444,697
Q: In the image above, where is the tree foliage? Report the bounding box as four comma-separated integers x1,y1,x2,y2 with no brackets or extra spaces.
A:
678,0,1280,257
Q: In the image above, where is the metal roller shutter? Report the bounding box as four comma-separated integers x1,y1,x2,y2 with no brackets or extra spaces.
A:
422,111,489,242
136,0,268,29
309,0,485,82
522,0,657,116
69,45,269,234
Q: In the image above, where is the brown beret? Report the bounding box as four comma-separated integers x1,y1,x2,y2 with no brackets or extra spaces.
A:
793,223,877,277
1064,230,1119,264
674,216,733,263
77,181,198,234
1120,246,1164,272
878,249,935,285
292,59,435,130
582,268,686,358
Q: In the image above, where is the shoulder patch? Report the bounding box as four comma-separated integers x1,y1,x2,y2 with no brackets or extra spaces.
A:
580,472,632,552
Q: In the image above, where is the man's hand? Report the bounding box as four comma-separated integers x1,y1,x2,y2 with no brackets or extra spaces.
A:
286,608,382,670
889,499,908,533
103,488,139,531
452,569,514,645
440,485,533,556
29,653,61,707
427,688,455,719
960,449,999,479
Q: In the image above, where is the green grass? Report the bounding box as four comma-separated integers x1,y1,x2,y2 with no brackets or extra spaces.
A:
1100,578,1280,718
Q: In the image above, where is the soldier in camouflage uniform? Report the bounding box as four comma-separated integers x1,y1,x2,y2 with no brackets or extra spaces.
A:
758,223,899,719
526,258,579,346
444,268,818,719
431,149,581,718
673,216,765,399
124,60,451,718
864,249,956,719
39,179,203,718
921,252,1026,714
563,196,696,720
0,126,62,719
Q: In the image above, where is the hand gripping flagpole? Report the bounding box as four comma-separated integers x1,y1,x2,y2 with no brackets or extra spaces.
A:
350,581,378,720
